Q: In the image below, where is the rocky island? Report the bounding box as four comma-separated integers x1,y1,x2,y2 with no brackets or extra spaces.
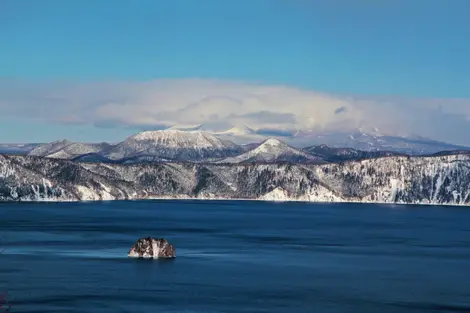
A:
128,237,176,259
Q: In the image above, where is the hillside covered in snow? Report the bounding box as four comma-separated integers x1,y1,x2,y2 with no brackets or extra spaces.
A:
219,138,323,164
1,153,470,205
27,130,244,162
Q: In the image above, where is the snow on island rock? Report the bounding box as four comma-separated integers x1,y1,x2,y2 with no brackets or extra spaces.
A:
128,237,176,259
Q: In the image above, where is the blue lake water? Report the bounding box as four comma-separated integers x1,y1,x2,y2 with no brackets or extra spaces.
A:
0,200,470,312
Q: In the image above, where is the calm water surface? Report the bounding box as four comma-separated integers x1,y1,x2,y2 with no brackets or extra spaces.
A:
0,200,470,312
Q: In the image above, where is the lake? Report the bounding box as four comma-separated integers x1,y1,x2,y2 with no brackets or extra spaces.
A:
0,200,469,312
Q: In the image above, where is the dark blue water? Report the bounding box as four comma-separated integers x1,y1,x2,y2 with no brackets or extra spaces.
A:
1,200,470,312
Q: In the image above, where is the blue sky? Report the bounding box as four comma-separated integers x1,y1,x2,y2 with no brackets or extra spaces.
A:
0,0,468,143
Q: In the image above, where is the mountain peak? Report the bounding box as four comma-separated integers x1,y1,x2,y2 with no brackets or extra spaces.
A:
53,139,73,145
219,137,319,164
132,129,203,139
167,124,203,131
216,125,255,136
261,138,285,147
119,129,239,153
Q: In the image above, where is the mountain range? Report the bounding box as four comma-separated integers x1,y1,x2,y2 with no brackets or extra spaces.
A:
2,128,468,166
2,127,470,205
213,126,470,155
27,130,245,163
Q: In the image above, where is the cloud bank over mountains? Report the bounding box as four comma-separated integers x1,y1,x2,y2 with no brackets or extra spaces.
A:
1,79,469,145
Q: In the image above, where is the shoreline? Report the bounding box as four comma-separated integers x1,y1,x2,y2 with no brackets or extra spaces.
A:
1,194,468,208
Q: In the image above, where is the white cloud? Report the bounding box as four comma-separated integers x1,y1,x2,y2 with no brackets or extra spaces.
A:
0,78,470,145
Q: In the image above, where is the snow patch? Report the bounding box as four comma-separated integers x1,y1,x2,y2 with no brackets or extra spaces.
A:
259,187,288,201
76,185,100,201
151,240,162,258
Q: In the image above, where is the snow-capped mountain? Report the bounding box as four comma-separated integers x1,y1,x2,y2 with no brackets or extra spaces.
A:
22,127,470,164
27,130,244,162
304,144,404,162
28,139,72,157
28,140,112,159
287,129,470,155
214,125,264,144
215,125,256,136
2,153,470,205
211,125,470,155
219,138,323,164
104,130,243,161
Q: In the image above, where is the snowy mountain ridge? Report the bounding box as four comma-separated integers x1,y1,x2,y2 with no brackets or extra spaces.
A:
27,130,243,162
106,130,242,161
19,128,470,164
2,153,470,205
29,140,112,159
285,129,469,155
129,130,231,149
219,138,322,164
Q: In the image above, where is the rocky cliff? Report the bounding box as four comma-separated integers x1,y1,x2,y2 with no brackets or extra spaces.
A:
1,154,470,205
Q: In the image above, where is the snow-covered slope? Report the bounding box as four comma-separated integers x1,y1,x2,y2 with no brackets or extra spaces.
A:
28,140,111,159
212,125,470,155
24,127,470,164
219,138,322,164
105,130,243,161
27,130,243,162
214,125,264,144
129,130,230,149
28,139,73,156
288,129,470,155
216,126,256,136
2,153,470,205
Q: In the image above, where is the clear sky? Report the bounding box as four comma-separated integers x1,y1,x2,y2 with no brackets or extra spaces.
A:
0,0,468,144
